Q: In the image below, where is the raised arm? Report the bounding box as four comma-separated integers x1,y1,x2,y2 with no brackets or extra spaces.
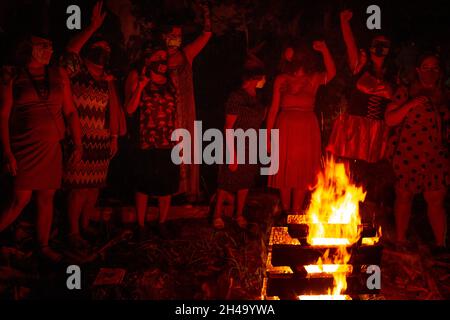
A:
313,40,336,83
184,3,212,65
340,9,362,74
66,1,106,54
0,71,16,175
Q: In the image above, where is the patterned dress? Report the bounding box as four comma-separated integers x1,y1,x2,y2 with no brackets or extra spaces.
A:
169,51,200,197
218,89,266,192
60,53,111,188
391,87,449,193
133,83,180,196
138,86,177,150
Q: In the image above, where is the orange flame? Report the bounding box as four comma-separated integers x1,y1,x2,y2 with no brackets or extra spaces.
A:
300,158,366,300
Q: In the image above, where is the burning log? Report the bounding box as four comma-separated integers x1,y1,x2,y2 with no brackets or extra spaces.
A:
262,158,383,300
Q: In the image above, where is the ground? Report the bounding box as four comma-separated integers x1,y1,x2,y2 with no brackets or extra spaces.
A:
0,190,449,300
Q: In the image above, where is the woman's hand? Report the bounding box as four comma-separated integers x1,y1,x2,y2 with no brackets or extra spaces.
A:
408,96,429,109
312,40,328,53
202,3,212,32
90,1,107,31
340,9,353,23
69,145,83,167
110,136,118,158
138,67,151,89
4,152,18,176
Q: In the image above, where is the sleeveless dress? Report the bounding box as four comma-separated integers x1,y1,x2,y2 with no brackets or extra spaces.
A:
217,89,266,192
6,66,65,190
60,52,111,188
268,73,326,190
169,50,200,197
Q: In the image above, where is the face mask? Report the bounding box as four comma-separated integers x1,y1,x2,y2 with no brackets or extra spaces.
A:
86,47,110,67
147,61,168,76
419,70,440,87
31,46,52,65
165,34,182,50
370,45,389,58
256,77,266,89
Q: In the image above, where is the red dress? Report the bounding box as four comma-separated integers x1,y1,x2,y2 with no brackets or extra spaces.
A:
268,73,326,190
5,66,65,190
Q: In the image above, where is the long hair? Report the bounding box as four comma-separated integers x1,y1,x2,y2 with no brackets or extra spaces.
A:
13,35,33,67
284,43,322,75
364,34,398,85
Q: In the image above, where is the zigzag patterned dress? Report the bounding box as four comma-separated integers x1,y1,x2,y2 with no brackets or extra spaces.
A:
61,52,111,188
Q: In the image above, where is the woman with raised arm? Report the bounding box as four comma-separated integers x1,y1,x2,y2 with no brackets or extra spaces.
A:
60,1,122,251
327,9,395,206
124,43,179,238
385,54,448,251
0,34,82,263
161,3,213,203
267,41,336,215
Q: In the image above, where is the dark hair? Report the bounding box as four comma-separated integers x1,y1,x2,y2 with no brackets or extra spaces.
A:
285,44,321,75
14,35,33,66
133,38,167,72
416,52,443,69
412,52,445,92
242,67,265,83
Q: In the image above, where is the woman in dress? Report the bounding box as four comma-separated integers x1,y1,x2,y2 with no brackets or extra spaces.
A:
385,54,448,249
0,34,82,262
327,10,395,205
125,45,179,235
162,3,212,202
267,41,336,214
60,2,121,250
213,62,267,229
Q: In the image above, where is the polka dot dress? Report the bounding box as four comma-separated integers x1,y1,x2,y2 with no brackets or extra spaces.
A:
392,100,449,193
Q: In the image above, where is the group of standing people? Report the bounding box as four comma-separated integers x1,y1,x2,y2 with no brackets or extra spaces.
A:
213,9,448,253
0,1,212,261
0,3,448,264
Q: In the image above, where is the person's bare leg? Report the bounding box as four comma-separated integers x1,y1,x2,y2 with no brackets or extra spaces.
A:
236,189,249,218
36,189,61,261
292,188,306,213
0,190,32,232
81,188,99,231
394,187,413,243
68,189,88,235
213,189,227,220
424,189,447,247
158,195,171,224
279,188,291,212
135,192,148,228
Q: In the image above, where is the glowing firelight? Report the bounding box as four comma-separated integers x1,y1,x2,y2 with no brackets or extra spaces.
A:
300,158,366,300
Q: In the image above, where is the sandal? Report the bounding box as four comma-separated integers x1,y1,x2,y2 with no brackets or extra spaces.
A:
213,217,225,230
68,233,91,252
38,245,64,265
235,216,248,229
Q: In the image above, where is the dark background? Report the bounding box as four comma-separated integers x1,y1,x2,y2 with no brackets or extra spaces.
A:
1,0,449,203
